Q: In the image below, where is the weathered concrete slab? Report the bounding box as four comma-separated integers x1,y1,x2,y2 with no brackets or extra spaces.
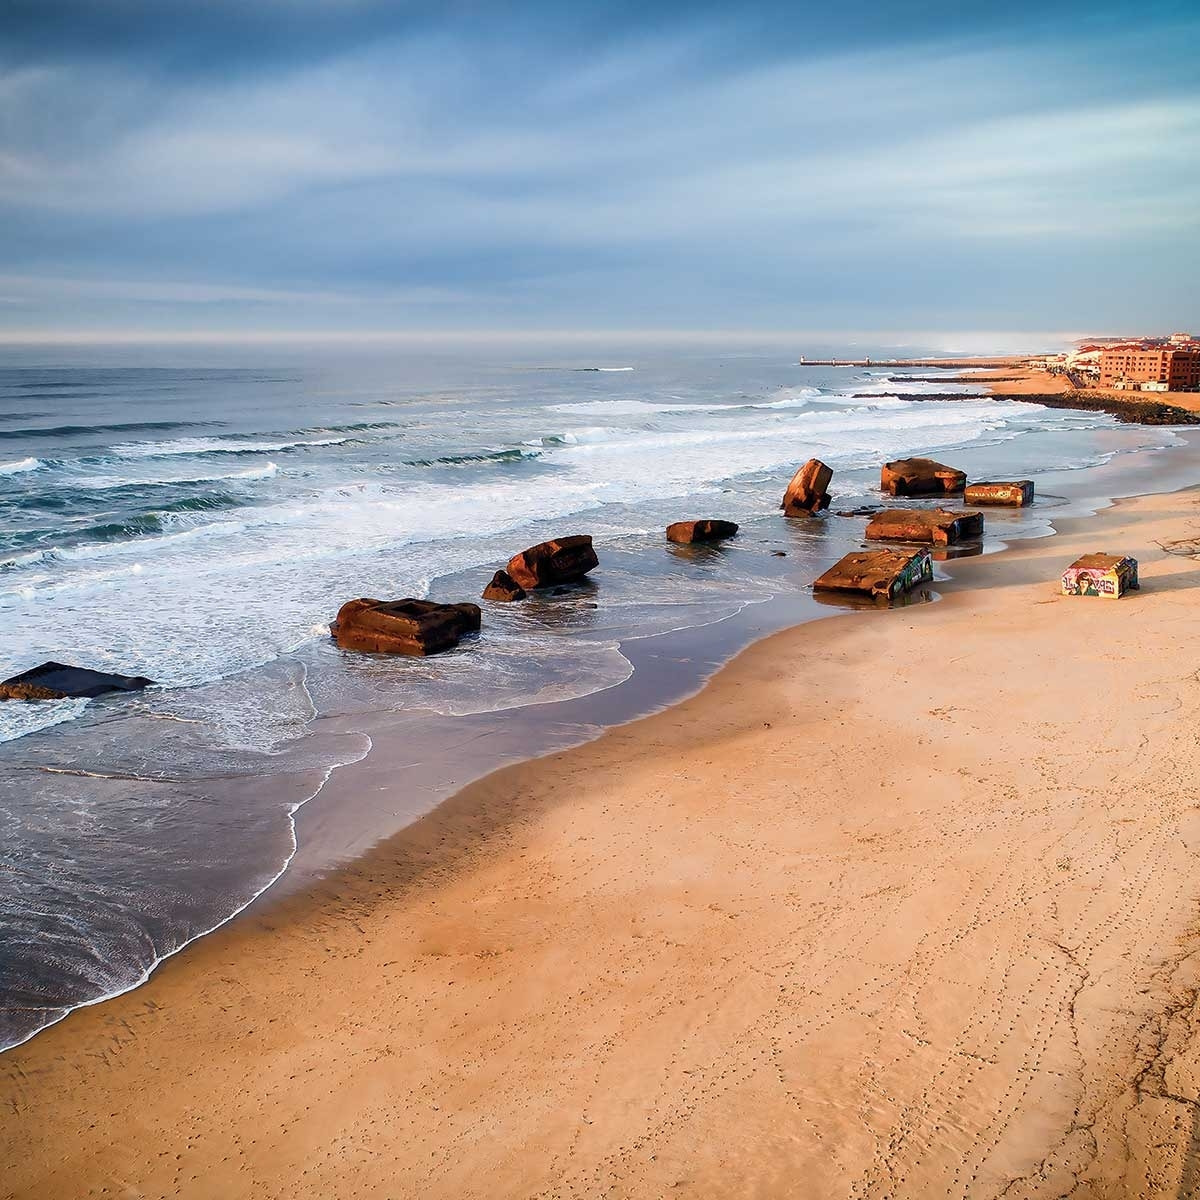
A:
781,459,833,516
507,535,599,589
481,570,527,602
881,458,967,497
1061,554,1139,599
331,598,481,655
964,481,1035,507
666,519,740,544
813,548,933,601
865,508,984,546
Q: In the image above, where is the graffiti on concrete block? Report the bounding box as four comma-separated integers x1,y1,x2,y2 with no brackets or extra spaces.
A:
1061,553,1139,599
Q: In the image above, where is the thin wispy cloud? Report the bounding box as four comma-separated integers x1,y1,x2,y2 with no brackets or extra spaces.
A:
1,1,1197,336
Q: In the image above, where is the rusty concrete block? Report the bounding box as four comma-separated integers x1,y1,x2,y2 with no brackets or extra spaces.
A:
964,481,1035,507
813,548,933,601
865,508,984,546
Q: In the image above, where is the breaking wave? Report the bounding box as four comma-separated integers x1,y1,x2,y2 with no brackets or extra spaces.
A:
0,457,40,475
0,420,211,441
405,448,539,468
108,436,350,459
72,461,279,491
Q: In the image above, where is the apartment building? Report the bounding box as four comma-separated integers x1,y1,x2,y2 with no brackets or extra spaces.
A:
1099,346,1200,391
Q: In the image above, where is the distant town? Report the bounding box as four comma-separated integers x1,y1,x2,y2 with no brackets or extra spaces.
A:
1034,331,1200,393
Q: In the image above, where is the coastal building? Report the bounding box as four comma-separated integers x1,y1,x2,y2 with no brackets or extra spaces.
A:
1099,346,1200,392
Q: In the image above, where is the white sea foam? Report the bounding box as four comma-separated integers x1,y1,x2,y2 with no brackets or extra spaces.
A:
74,461,279,490
547,388,824,417
0,373,1173,696
853,378,985,396
0,456,40,475
0,696,89,744
108,436,349,459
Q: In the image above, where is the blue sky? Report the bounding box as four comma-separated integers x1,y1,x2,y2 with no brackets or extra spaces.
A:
1,0,1197,341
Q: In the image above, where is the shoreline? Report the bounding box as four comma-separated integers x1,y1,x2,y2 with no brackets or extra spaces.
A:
951,363,1200,425
4,418,1200,1193
7,359,1174,1055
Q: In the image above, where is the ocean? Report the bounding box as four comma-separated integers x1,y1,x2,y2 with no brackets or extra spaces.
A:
0,341,1182,1050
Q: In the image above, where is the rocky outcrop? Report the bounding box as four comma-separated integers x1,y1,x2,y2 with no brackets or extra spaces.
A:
666,520,740,544
813,548,933,601
964,481,1035,507
330,598,481,656
880,458,966,497
506,535,599,589
781,459,833,515
865,508,984,546
481,570,527,602
993,391,1200,426
0,661,154,701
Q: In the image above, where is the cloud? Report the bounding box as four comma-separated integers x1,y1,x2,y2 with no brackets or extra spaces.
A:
0,5,1197,334
0,273,470,305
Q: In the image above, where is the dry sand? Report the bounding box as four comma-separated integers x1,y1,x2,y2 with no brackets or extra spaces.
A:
5,486,1200,1198
967,364,1200,413
966,367,1074,396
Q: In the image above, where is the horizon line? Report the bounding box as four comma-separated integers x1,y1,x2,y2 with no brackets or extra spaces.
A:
0,328,1087,349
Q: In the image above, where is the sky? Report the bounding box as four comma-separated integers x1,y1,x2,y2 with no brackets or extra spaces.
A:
0,0,1198,342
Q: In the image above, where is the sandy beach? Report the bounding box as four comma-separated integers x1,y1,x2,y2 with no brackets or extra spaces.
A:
961,363,1200,415
3,450,1200,1198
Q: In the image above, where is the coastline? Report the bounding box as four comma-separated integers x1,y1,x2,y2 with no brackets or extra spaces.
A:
4,433,1200,1195
8,356,1177,1056
955,363,1200,423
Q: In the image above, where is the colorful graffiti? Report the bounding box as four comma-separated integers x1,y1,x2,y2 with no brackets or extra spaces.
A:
1061,554,1139,599
889,549,934,598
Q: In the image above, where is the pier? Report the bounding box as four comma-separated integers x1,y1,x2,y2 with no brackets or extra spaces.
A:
796,356,1022,368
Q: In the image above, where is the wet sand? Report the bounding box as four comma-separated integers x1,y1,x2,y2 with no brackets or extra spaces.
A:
4,463,1200,1197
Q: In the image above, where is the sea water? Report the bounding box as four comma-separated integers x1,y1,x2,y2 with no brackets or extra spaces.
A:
0,342,1182,1049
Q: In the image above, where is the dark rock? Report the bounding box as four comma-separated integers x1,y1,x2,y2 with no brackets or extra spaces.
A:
506,535,599,589
865,508,984,546
781,459,833,515
813,549,933,600
994,392,1200,426
880,458,967,497
481,570,527,602
0,661,154,701
666,519,740,544
330,598,481,656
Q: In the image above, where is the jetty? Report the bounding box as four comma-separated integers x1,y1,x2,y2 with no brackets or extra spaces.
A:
796,356,1022,368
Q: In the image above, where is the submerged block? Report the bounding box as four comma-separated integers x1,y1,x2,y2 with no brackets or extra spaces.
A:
331,598,482,656
666,519,740,544
481,570,527,602
1061,554,1139,599
506,535,599,589
865,508,984,546
781,459,833,516
965,481,1035,507
881,458,967,497
813,548,933,601
0,661,154,701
